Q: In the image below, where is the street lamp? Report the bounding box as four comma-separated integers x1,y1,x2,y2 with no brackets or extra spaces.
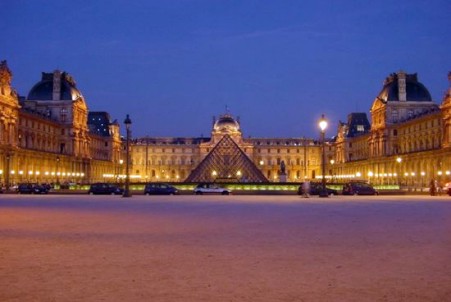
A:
318,114,328,197
56,156,60,187
396,157,402,188
118,159,124,182
123,114,132,197
5,153,11,191
330,159,335,182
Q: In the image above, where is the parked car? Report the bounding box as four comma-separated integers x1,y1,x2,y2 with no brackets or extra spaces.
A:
144,183,179,195
444,182,451,196
194,183,231,195
342,182,378,195
17,183,49,194
88,183,124,195
297,182,338,196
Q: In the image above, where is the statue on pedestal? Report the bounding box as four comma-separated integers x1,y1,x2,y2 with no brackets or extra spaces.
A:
279,160,287,182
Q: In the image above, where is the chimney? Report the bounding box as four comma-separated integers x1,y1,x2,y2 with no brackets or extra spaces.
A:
53,70,61,100
397,71,406,101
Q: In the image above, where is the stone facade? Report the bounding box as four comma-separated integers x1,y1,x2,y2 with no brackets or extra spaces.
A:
0,61,122,188
131,71,451,187
330,71,451,188
2,62,450,188
132,114,323,183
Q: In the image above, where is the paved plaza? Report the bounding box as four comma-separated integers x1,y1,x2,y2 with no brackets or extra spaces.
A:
1,195,450,301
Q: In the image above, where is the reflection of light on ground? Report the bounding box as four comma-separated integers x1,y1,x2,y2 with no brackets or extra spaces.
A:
1,195,450,301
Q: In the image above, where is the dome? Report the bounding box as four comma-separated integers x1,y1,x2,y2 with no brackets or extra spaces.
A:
27,70,83,101
376,72,432,103
213,114,240,132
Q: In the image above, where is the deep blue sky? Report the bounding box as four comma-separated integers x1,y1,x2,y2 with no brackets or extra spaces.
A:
1,0,450,139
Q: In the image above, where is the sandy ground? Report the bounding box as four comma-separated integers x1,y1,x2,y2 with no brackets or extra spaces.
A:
0,194,450,302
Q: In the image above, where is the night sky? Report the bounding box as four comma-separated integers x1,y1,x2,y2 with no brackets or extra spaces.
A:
1,0,450,139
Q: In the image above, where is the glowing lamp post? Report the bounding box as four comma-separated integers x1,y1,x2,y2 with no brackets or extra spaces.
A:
56,156,60,187
396,157,402,187
318,114,328,197
123,114,132,198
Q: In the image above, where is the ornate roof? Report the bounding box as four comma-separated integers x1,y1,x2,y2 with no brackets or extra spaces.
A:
376,71,432,103
27,70,83,101
213,113,240,133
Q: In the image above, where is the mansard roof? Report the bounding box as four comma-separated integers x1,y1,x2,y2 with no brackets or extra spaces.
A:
27,70,83,101
88,111,113,137
345,113,371,137
376,72,432,103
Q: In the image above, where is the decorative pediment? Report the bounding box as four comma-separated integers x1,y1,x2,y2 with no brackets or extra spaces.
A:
371,98,385,112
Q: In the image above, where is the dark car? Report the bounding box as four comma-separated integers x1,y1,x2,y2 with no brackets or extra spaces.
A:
194,183,231,195
297,182,338,196
88,183,124,195
144,183,179,195
342,182,378,195
17,183,49,194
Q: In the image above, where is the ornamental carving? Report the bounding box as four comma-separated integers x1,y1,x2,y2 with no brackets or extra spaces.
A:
0,60,12,86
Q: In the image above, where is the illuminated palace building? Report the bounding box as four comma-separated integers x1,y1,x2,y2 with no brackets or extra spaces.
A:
1,59,451,187
0,61,122,188
133,71,451,186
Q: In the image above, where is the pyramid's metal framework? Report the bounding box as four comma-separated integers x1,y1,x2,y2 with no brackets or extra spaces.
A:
185,134,268,183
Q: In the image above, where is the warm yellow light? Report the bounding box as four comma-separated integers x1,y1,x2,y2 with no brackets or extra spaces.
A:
259,160,264,166
411,172,415,176
212,170,217,176
438,171,443,176
356,172,361,177
318,114,328,132
51,172,55,176
0,170,2,175
57,172,61,176
28,171,33,175
396,157,402,163
236,170,242,176
81,173,85,177
420,171,425,176
119,159,124,165
35,171,40,175
45,172,49,175
330,159,335,165
446,171,450,175
19,170,23,175
404,172,409,176
368,171,373,177
11,170,15,174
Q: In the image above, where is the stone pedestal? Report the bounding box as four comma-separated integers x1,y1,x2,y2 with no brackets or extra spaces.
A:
279,173,287,183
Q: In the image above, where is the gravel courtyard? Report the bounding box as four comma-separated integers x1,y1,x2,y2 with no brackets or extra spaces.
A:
1,195,450,301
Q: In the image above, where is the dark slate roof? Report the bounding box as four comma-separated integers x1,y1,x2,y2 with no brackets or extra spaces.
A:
346,113,371,137
27,71,82,101
88,112,112,137
376,72,432,103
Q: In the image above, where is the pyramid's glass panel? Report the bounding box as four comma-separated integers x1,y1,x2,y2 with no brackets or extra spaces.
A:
186,135,268,183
